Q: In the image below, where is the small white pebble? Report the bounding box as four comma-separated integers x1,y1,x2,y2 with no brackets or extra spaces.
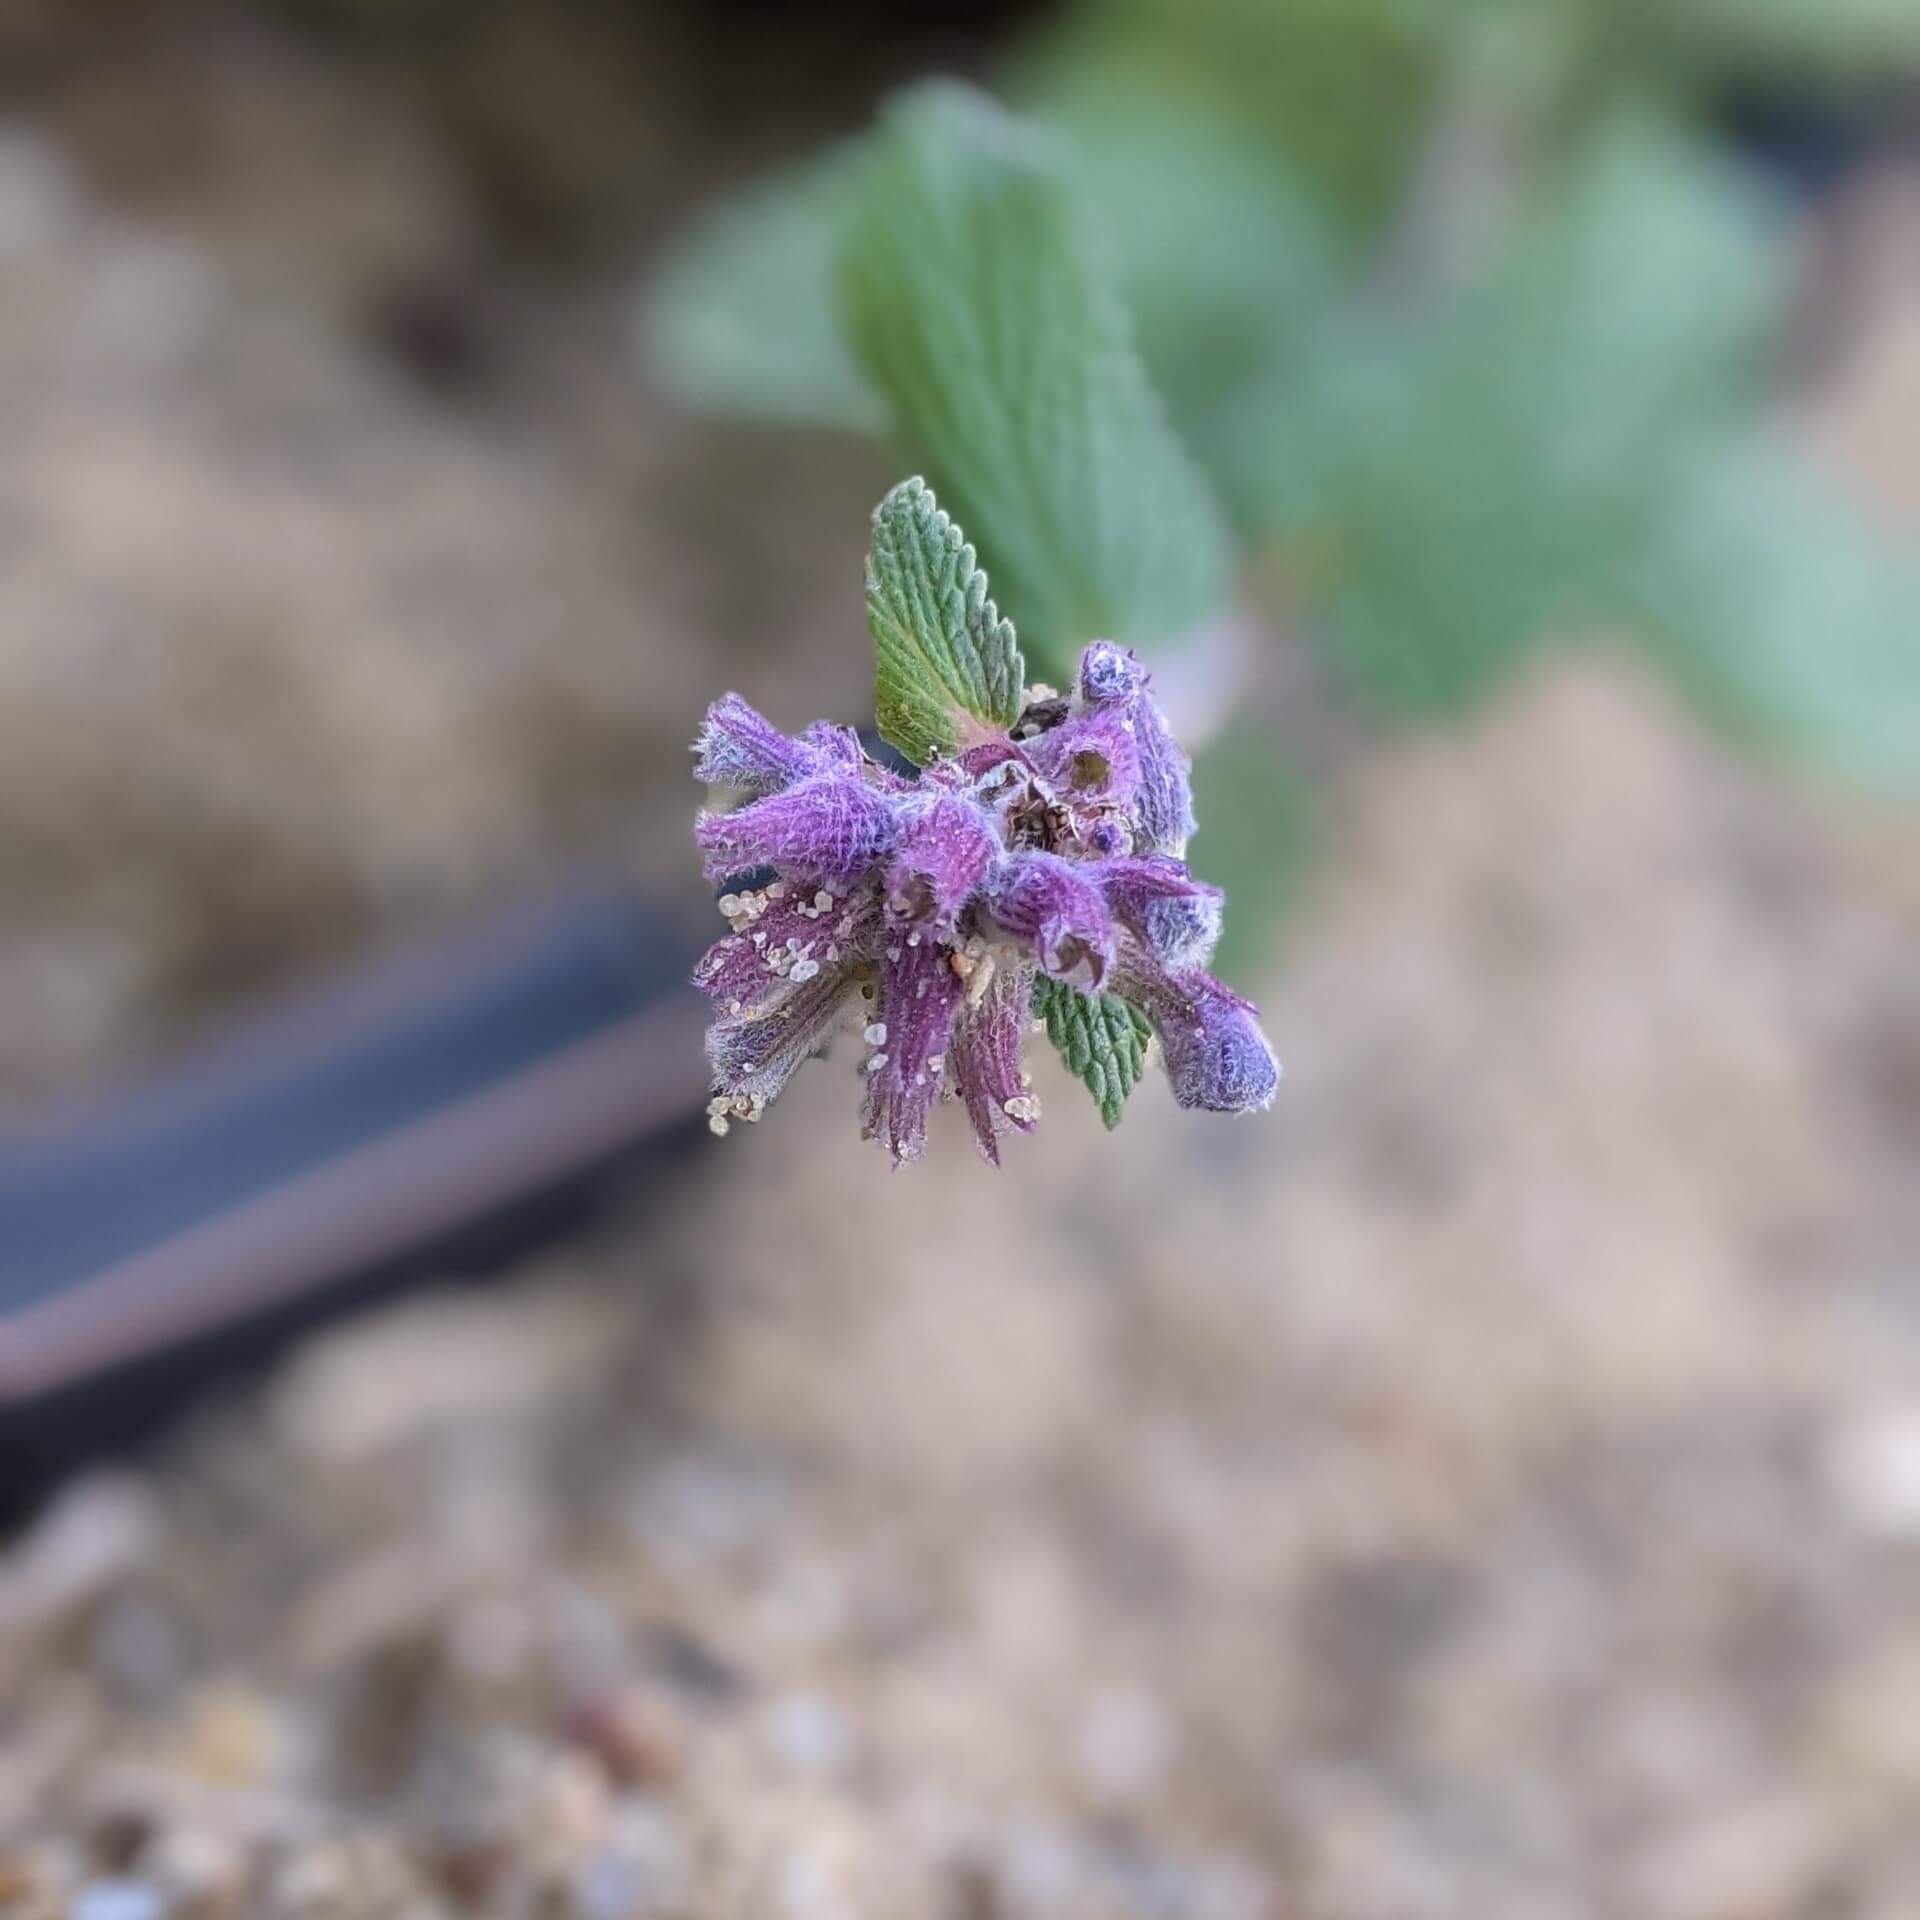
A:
866,1054,889,1074
763,1692,857,1776
814,890,834,910
864,1023,888,1045
1826,1402,1920,1536
71,1884,165,1920
1076,1687,1173,1802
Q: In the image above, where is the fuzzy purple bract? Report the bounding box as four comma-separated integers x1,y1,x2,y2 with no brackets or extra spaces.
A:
693,639,1278,1164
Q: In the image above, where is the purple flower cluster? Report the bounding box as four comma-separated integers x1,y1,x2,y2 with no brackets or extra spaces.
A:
693,642,1278,1164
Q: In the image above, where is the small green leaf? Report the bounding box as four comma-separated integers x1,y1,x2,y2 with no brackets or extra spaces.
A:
841,81,1233,671
867,476,1026,767
1034,977,1154,1130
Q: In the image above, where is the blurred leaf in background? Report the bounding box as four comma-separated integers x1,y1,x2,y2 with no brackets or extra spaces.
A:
1226,108,1786,716
1032,83,1346,547
638,0,1920,964
1016,0,1441,237
840,83,1233,672
1629,436,1920,803
642,145,884,433
1587,0,1920,86
1189,719,1318,985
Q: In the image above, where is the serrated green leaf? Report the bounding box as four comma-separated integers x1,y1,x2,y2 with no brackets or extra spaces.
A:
639,146,884,434
866,476,1026,767
840,81,1233,672
1034,976,1154,1130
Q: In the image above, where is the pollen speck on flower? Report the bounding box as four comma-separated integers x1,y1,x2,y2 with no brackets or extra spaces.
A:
706,1090,767,1137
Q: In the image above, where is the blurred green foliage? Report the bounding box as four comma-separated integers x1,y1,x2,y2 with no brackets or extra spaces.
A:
642,0,1920,966
645,146,885,434
843,86,1233,666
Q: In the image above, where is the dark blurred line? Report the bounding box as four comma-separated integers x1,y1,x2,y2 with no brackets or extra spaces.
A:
0,994,705,1404
0,876,715,1517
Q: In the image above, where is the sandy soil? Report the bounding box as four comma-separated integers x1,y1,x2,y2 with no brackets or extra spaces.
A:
5,657,1920,1918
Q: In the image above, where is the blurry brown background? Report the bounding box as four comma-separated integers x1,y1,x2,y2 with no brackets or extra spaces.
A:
4,2,1920,1917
